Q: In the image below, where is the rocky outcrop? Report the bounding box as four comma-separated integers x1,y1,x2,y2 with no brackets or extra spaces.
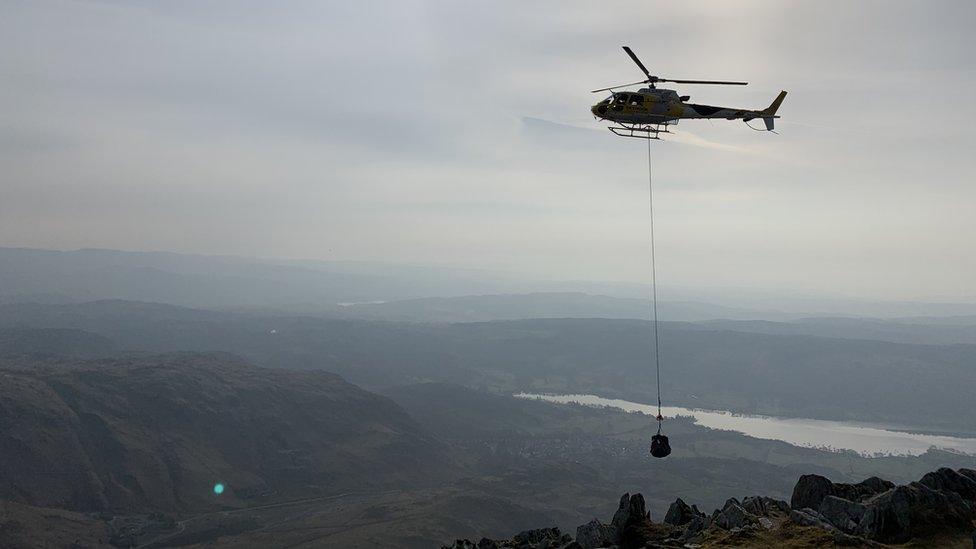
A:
443,528,574,549
610,492,648,534
790,474,893,510
712,498,754,530
741,495,789,518
817,495,867,533
918,467,976,503
791,474,835,511
514,527,571,546
609,492,659,549
788,469,976,544
670,493,790,544
680,514,708,540
857,482,973,543
662,497,704,526
445,468,976,548
575,519,613,549
790,507,834,530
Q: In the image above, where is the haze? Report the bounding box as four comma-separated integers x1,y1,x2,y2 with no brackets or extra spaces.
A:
2,0,975,301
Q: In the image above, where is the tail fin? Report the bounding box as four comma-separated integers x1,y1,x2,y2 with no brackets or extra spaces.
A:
762,91,787,131
763,91,788,116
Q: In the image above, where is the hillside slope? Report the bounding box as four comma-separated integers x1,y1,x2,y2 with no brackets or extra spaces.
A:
0,353,457,515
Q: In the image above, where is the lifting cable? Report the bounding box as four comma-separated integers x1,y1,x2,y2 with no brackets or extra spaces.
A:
646,137,664,432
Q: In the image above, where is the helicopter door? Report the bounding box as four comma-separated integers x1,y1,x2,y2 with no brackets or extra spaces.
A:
612,94,627,111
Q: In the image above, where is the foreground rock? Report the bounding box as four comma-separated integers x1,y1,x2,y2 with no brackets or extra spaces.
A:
662,497,704,527
575,519,614,549
445,467,976,548
442,527,574,549
789,467,976,544
790,474,894,510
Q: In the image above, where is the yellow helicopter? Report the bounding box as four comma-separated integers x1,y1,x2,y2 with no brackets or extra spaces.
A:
591,46,787,139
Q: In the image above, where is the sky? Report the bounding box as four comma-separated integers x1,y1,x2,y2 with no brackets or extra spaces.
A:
2,0,975,301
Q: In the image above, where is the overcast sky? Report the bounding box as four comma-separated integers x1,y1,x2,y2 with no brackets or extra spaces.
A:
2,0,975,300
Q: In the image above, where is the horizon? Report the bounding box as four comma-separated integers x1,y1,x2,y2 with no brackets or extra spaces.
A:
4,244,976,311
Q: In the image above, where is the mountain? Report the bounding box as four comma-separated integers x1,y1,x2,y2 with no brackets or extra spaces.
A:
0,352,456,516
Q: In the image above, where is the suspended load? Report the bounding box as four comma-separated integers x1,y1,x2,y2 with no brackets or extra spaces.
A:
650,432,671,459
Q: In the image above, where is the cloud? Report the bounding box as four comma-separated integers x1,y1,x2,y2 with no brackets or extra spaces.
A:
1,0,974,299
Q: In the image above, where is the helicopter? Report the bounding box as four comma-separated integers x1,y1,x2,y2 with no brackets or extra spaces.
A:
591,46,787,139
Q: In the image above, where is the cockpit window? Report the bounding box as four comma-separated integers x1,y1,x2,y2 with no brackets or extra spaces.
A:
629,95,643,106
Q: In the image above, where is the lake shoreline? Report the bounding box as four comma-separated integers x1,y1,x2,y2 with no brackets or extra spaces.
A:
515,391,976,440
516,392,976,457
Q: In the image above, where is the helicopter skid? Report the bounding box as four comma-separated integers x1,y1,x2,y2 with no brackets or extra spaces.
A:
607,122,674,140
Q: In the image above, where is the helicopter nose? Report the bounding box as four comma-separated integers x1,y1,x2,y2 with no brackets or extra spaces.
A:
591,104,607,117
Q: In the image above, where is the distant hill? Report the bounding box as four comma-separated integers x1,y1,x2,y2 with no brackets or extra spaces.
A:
0,247,651,309
0,247,415,308
0,327,118,358
341,294,976,344
382,318,976,434
0,353,456,515
3,300,976,434
692,317,976,346
5,246,976,319
337,292,791,323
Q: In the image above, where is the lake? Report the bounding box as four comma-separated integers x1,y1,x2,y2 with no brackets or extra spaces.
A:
515,393,976,457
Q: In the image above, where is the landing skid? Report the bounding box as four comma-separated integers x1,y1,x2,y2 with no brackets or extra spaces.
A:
607,121,677,140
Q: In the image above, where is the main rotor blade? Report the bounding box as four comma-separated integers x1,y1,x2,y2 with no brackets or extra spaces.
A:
622,46,651,78
590,79,649,93
660,78,748,85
